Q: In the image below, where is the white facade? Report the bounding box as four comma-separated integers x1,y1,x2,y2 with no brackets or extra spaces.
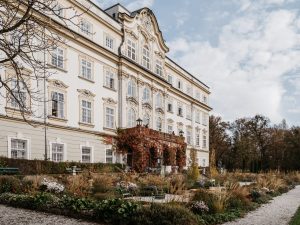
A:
0,1,212,167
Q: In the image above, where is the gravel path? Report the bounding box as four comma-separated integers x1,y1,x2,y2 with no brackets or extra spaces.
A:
223,185,300,225
0,205,100,225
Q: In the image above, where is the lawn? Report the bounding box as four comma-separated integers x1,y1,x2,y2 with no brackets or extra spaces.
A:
290,207,300,225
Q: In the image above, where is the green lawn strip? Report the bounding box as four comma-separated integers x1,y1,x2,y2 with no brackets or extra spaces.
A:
290,207,300,225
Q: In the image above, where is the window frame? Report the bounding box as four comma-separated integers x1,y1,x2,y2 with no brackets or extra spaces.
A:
105,106,115,129
7,137,31,160
142,45,150,69
51,46,65,69
81,99,92,124
155,60,163,77
50,91,65,119
105,148,114,164
127,39,136,61
80,145,94,163
79,57,93,81
127,108,136,128
104,69,115,90
79,19,93,37
49,141,66,162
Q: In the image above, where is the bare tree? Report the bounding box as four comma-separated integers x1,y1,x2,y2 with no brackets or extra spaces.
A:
0,0,87,122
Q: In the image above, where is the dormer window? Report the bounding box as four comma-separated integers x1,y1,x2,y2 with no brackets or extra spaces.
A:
142,46,150,69
127,39,136,61
155,60,163,77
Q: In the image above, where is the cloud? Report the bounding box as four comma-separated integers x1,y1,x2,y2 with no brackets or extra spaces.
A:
173,11,190,28
167,3,300,124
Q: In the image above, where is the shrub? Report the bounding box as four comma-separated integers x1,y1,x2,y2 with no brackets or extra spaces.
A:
189,201,209,215
64,174,91,197
168,175,186,195
95,198,139,224
130,203,199,225
199,209,242,224
0,176,22,194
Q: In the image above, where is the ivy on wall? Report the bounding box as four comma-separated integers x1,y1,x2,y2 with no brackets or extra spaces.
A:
114,126,187,172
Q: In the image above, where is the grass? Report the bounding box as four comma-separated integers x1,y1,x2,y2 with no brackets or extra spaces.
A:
290,207,300,225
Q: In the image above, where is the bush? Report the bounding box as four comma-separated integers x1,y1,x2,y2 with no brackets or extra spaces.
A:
130,203,199,225
198,209,242,224
0,176,22,194
95,198,139,224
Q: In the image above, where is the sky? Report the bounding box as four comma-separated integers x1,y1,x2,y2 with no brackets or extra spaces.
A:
96,0,300,126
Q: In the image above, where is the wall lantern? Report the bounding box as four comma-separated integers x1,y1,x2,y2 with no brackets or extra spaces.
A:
136,118,143,126
179,130,184,137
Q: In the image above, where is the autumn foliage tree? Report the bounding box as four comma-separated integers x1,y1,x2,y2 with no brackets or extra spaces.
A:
209,115,300,172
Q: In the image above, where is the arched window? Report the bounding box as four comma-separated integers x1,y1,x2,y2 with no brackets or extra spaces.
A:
155,93,163,108
143,87,151,102
142,45,150,69
127,108,136,128
143,113,150,126
127,80,136,97
156,117,162,132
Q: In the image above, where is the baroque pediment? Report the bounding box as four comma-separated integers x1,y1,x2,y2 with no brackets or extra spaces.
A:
48,79,68,89
77,89,95,98
119,8,169,53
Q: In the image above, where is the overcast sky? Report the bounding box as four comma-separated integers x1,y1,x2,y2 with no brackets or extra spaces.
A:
96,0,300,126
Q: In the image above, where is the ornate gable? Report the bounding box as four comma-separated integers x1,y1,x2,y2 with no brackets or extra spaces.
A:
119,8,169,54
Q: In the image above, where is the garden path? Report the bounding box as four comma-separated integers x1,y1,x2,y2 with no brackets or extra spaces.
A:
223,185,300,225
0,205,100,225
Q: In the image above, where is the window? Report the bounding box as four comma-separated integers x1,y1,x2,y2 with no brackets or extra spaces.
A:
167,124,173,134
127,39,136,61
167,74,173,85
11,139,27,159
155,93,163,108
203,134,207,149
52,143,64,162
127,108,136,128
80,20,92,36
155,60,163,76
106,149,113,163
195,110,200,123
51,47,64,69
196,133,200,146
186,106,192,120
203,95,208,104
81,146,92,163
177,80,182,90
127,80,136,98
104,70,115,89
51,92,64,118
105,107,115,129
80,58,92,80
186,130,192,145
143,87,151,102
167,102,173,112
156,117,162,132
81,100,92,124
177,103,183,117
105,35,114,50
142,46,150,69
143,113,150,126
10,79,26,109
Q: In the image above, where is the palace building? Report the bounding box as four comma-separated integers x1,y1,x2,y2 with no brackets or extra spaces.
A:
0,1,212,169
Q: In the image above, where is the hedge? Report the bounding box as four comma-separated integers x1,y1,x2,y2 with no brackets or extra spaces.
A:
0,157,123,175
